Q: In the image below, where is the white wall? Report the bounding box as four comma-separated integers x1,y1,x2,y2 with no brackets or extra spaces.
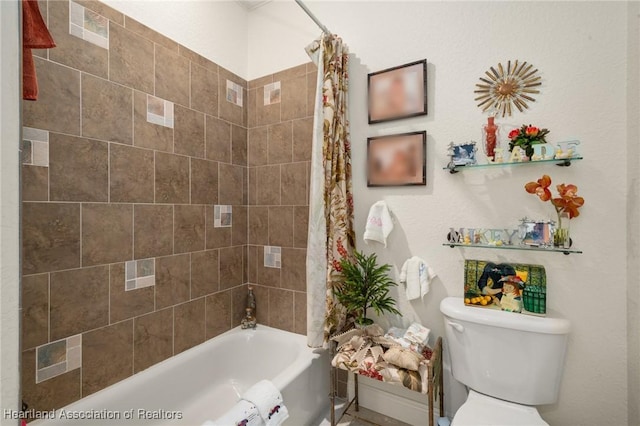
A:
0,0,23,423
103,0,249,78
248,1,632,425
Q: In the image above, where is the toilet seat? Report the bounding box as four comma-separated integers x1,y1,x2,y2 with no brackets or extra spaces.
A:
452,390,549,426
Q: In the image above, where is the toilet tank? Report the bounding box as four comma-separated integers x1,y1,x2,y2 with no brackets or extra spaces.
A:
440,297,570,405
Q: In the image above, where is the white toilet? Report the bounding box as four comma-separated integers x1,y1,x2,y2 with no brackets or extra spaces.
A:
440,297,571,426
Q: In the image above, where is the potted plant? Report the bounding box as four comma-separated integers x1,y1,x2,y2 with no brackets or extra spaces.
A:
508,124,550,158
336,251,401,327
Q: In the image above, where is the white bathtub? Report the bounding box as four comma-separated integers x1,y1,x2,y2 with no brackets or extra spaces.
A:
33,326,330,426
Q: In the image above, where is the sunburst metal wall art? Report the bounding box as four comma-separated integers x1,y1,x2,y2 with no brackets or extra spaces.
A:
474,60,541,117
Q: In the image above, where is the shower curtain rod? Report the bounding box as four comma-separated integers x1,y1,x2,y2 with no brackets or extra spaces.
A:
295,0,331,35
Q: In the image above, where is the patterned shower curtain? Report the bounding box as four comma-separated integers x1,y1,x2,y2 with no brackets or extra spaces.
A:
305,35,356,348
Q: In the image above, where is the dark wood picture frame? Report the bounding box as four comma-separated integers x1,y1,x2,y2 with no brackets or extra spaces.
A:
367,131,427,187
368,59,428,124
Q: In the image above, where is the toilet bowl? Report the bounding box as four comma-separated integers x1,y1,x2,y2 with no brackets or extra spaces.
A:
440,297,570,425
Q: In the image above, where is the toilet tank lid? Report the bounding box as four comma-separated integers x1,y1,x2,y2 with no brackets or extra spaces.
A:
440,297,571,335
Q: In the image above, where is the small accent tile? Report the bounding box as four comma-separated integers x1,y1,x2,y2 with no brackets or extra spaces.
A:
69,1,109,49
125,258,156,291
214,205,232,228
226,80,243,107
264,245,282,269
35,334,82,383
264,81,281,105
22,127,49,166
146,95,174,129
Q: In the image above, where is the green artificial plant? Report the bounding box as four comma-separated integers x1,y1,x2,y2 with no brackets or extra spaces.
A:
336,251,401,326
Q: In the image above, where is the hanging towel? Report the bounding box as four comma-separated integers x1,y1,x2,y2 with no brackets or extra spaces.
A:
211,399,264,426
242,380,289,426
400,256,436,300
363,201,393,247
22,0,56,101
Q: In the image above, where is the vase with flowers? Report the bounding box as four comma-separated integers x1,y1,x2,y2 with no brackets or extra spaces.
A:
525,175,585,248
508,125,550,159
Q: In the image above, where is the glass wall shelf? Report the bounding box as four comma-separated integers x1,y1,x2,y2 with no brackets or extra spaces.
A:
443,242,582,255
444,157,583,174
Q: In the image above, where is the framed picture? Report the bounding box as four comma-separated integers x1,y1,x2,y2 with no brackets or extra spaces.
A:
368,59,427,124
367,131,426,187
448,142,478,167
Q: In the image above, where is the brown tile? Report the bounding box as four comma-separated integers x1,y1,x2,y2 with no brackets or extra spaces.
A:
109,263,154,323
248,127,268,167
205,116,231,163
281,162,307,206
205,205,232,249
243,167,249,206
82,203,132,266
269,288,294,332
49,133,108,202
269,206,294,247
268,122,293,164
219,246,243,290
82,321,133,396
109,23,154,92
134,204,173,259
190,63,219,116
155,152,190,204
281,248,306,292
22,165,48,201
174,106,205,158
293,206,309,248
205,290,232,339
110,143,154,203
47,0,108,79
249,74,273,90
174,205,205,253
273,63,308,82
257,246,281,288
255,165,280,205
218,163,244,205
155,254,190,309
22,274,49,350
75,0,124,25
21,349,81,415
231,284,249,326
307,71,318,116
250,284,268,325
232,125,247,166
294,292,306,335
124,16,179,52
134,308,173,373
281,75,307,121
247,88,257,128
23,202,80,275
256,85,281,127
82,74,133,145
23,57,80,136
248,207,268,245
218,68,246,126
133,91,173,152
174,298,205,354
191,158,218,205
191,250,219,298
155,44,190,107
293,117,313,162
247,167,257,206
179,45,218,71
232,206,247,246
243,245,249,283
50,266,109,340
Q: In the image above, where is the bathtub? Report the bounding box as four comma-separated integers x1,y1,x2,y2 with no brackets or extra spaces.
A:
33,326,330,426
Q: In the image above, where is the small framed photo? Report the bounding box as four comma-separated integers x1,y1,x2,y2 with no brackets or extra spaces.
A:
367,131,426,187
448,142,478,167
368,59,427,124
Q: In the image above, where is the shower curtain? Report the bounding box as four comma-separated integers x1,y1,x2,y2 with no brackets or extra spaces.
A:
305,35,355,348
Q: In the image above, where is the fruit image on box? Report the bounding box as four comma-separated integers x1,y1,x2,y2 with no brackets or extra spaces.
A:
463,260,547,316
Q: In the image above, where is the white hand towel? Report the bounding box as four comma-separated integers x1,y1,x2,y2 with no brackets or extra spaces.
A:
211,399,265,426
363,201,394,247
242,380,289,426
400,256,436,300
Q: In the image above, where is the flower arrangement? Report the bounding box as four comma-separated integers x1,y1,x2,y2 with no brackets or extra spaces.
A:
525,174,585,223
508,125,550,158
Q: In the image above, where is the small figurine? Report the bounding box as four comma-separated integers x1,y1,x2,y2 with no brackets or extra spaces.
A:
241,307,257,329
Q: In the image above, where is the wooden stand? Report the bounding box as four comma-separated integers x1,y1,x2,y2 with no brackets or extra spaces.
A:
330,337,444,426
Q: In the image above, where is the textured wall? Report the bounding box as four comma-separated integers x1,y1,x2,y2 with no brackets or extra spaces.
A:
247,2,632,425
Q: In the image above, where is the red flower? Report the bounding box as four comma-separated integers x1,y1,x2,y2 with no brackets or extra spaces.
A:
552,184,585,218
332,259,342,272
508,129,520,139
525,126,539,137
524,175,552,201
